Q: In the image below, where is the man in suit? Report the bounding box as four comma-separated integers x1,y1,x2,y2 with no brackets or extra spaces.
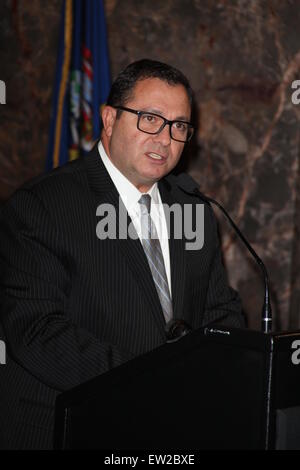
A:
0,59,244,449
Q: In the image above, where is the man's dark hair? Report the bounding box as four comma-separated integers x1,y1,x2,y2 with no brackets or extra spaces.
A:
106,59,193,109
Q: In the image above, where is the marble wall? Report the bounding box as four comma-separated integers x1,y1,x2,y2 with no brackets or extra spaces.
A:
0,0,300,330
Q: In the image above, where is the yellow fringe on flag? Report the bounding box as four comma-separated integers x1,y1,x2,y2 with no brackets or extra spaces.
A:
53,0,73,168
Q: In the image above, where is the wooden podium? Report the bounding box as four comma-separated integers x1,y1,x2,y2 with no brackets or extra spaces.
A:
54,327,300,449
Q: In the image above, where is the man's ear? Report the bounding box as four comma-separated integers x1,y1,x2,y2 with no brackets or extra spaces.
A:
101,106,117,137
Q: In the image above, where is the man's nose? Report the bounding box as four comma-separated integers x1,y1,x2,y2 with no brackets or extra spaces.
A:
153,123,172,146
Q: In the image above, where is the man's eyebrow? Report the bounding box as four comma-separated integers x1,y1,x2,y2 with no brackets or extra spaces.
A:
140,108,191,122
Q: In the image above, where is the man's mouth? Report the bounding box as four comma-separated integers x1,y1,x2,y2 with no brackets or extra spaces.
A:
146,152,167,161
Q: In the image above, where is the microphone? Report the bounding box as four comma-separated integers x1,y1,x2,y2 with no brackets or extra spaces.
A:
176,173,272,334
165,319,193,343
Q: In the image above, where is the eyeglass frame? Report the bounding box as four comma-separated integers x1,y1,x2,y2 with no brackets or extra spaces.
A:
113,105,195,143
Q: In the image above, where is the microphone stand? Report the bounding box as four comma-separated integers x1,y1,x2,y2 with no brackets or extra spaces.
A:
202,194,272,333
175,173,272,333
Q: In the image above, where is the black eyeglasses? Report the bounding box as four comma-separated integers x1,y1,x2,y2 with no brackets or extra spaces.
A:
114,106,194,143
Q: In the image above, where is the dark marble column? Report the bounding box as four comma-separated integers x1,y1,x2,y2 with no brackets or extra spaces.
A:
0,0,62,200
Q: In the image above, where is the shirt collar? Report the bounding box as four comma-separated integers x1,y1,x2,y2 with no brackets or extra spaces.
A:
98,141,159,211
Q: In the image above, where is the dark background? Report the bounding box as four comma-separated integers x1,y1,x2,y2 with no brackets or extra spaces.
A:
0,0,300,330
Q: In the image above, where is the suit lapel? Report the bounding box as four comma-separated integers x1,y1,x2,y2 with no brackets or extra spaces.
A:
158,179,186,321
84,145,187,331
84,145,166,336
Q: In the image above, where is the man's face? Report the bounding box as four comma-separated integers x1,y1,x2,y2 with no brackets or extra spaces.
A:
102,78,191,193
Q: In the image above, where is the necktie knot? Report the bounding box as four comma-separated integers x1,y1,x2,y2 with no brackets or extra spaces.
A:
139,194,151,215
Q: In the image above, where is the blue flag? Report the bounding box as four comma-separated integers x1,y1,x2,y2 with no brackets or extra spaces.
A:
46,0,110,170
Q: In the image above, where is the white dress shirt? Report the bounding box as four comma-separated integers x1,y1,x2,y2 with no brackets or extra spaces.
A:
98,141,172,296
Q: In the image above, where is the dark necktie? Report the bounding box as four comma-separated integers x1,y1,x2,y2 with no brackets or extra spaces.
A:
138,194,173,323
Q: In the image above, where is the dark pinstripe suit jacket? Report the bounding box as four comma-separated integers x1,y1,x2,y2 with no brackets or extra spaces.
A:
0,144,243,449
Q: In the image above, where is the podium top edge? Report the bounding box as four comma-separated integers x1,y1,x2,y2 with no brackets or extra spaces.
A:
55,326,300,409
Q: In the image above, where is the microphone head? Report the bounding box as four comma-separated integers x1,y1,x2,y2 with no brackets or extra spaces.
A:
176,173,208,203
176,173,199,193
165,319,192,343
